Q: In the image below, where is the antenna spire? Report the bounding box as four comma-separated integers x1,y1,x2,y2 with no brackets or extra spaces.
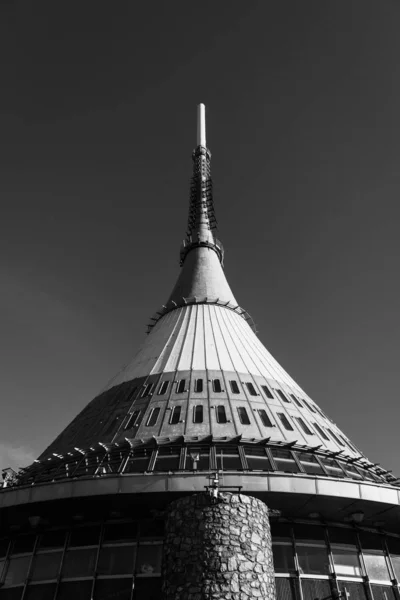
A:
197,103,206,147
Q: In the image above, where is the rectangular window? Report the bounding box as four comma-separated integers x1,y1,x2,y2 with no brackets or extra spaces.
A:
304,400,317,413
124,448,152,473
257,409,273,427
313,422,330,441
320,457,346,478
212,379,222,393
216,445,243,470
193,405,203,423
194,379,203,393
158,381,169,395
291,394,303,407
141,383,153,398
169,406,181,425
277,412,294,431
185,446,210,470
297,452,325,476
153,447,180,472
245,446,272,471
327,428,345,446
272,544,296,574
125,410,140,430
261,384,274,399
294,417,313,435
176,380,186,394
146,407,160,427
216,405,227,424
237,407,250,425
331,546,362,576
296,544,330,575
229,380,240,394
270,448,299,473
245,382,257,396
278,390,291,403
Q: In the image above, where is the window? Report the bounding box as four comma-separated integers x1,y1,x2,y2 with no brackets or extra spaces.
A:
245,382,257,396
30,552,62,581
125,410,140,430
141,383,153,398
277,412,294,431
158,381,169,395
97,545,136,575
261,384,274,399
278,390,291,403
194,379,203,393
136,543,163,575
245,447,272,471
303,400,317,413
313,422,330,441
216,405,227,424
320,457,346,478
296,544,330,575
270,448,299,473
3,556,31,586
124,448,152,473
176,380,186,393
229,380,240,394
193,405,203,423
294,417,313,435
69,526,100,547
237,407,250,425
331,546,362,576
212,379,222,393
185,446,210,470
297,452,325,476
272,544,296,574
327,428,345,446
146,407,160,427
257,409,273,427
343,464,364,480
61,548,97,578
153,447,180,471
169,406,181,425
216,445,243,470
291,394,303,407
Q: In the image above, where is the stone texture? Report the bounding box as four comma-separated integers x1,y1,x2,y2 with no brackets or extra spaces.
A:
162,492,276,600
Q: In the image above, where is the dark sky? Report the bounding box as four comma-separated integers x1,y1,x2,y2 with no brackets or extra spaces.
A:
1,1,399,474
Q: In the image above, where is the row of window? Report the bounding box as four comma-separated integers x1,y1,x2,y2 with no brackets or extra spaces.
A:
124,405,354,451
135,378,325,419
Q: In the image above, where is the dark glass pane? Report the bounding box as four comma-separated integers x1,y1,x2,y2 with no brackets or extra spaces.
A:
294,417,313,436
304,400,317,413
146,407,160,427
297,452,325,476
0,540,10,558
24,584,56,600
291,394,303,407
104,522,138,543
275,578,300,600
216,446,242,470
194,379,203,393
97,545,135,575
332,547,362,576
216,405,227,424
245,382,257,396
136,544,162,575
169,406,181,425
245,447,272,471
327,429,345,446
134,577,162,600
297,545,330,574
237,407,250,425
271,448,299,472
95,579,133,600
301,579,331,600
30,551,62,581
213,379,222,393
258,409,273,427
61,548,97,578
176,380,186,394
193,405,203,423
229,380,240,394
359,532,384,552
261,385,274,399
58,581,92,600
370,584,396,600
12,535,36,555
270,522,292,540
124,449,152,473
272,544,295,573
140,520,164,539
185,447,210,470
158,381,169,395
344,464,364,480
320,458,346,478
313,422,330,440
125,411,140,430
337,582,367,600
277,413,294,431
328,528,357,546
0,588,23,600
3,556,31,586
278,390,290,403
69,526,100,547
153,448,180,471
38,531,66,550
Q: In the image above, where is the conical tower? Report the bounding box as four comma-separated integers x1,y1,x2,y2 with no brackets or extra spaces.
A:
1,106,400,600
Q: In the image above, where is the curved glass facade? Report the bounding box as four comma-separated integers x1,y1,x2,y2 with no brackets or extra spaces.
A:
1,519,400,600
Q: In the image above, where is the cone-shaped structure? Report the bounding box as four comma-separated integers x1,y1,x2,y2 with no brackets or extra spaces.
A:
2,106,400,600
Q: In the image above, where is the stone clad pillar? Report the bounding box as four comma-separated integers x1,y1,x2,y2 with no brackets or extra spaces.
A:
162,492,276,600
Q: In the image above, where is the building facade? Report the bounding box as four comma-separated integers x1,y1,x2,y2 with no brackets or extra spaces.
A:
0,105,399,600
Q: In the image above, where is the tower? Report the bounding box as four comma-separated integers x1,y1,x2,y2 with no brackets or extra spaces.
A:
1,105,400,600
